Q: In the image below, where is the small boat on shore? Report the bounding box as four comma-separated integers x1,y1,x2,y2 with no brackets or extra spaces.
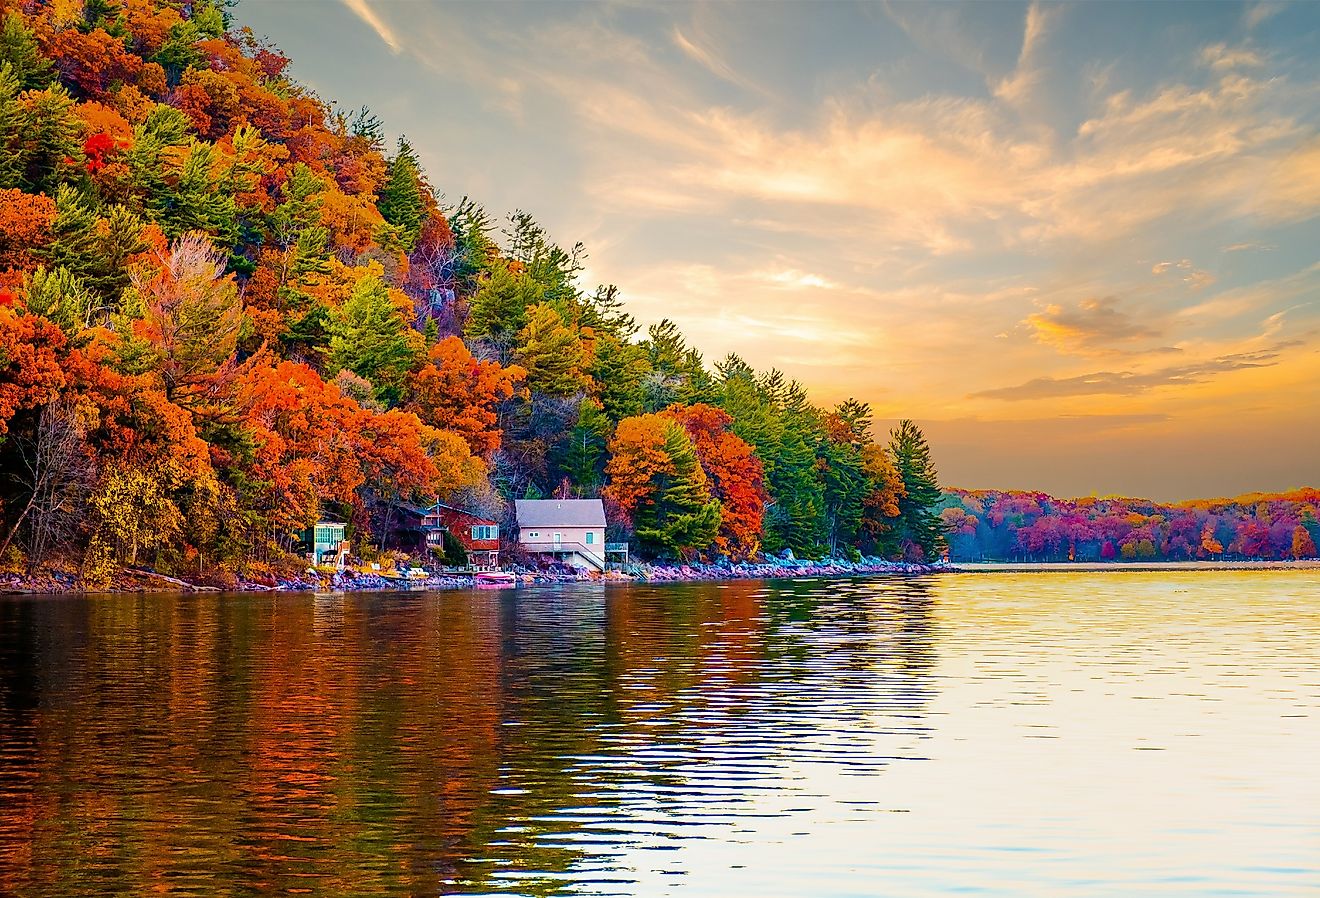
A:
475,571,518,589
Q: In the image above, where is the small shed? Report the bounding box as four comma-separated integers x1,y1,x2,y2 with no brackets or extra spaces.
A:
300,521,348,568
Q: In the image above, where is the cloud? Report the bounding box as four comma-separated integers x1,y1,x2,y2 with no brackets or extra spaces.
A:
671,26,763,94
1024,296,1161,353
971,346,1293,400
1200,43,1264,71
993,2,1060,106
1243,2,1284,30
340,0,400,53
1152,258,1216,289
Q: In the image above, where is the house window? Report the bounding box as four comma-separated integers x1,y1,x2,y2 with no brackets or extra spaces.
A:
471,525,498,540
528,531,539,539
585,531,595,545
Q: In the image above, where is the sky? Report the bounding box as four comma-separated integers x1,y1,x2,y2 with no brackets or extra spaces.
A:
237,0,1320,501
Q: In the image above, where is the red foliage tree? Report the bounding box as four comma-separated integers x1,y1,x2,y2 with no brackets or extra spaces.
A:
660,403,766,559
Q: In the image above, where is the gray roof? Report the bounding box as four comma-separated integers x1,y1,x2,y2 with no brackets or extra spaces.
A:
515,499,605,528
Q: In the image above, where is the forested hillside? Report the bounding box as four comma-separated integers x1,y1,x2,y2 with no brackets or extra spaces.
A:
940,489,1320,562
0,0,944,585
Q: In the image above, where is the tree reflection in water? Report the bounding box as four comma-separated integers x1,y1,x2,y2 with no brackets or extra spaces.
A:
0,579,937,897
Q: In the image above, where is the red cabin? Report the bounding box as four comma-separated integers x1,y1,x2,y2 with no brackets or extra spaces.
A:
418,503,500,570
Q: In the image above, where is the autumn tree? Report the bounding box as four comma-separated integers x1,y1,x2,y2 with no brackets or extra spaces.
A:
1200,523,1224,558
860,442,905,555
0,305,67,440
661,403,766,559
605,413,721,559
407,335,524,458
130,233,241,405
0,187,55,271
1292,525,1317,560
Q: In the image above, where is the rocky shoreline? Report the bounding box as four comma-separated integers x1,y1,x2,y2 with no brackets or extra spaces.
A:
261,556,941,592
3,557,942,594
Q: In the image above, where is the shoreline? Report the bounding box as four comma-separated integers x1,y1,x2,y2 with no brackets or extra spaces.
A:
3,559,940,595
5,558,1317,596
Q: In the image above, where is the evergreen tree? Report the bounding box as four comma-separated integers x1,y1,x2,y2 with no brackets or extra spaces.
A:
632,421,722,559
327,274,422,406
378,137,425,250
887,419,945,560
41,186,148,315
583,284,638,340
149,141,238,245
446,197,498,293
13,83,80,193
0,13,54,91
23,266,94,338
588,332,649,422
515,303,584,397
559,399,610,492
0,64,21,188
270,162,329,281
464,261,541,345
504,210,583,306
819,434,868,556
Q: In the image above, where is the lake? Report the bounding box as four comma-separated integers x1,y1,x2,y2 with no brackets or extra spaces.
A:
1,572,1317,896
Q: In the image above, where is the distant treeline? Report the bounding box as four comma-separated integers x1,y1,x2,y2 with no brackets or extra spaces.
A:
939,489,1320,562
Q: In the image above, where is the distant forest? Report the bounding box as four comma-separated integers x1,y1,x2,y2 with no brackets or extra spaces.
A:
939,489,1320,562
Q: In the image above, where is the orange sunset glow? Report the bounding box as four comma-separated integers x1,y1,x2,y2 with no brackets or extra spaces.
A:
242,0,1320,499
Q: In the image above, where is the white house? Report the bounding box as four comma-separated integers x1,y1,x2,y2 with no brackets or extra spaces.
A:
515,499,606,572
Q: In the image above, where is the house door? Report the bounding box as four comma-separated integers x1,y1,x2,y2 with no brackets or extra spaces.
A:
553,532,562,548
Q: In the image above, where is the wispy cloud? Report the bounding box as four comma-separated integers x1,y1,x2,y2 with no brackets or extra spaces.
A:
671,26,764,94
972,346,1294,400
993,1,1059,106
1200,43,1264,71
340,0,400,53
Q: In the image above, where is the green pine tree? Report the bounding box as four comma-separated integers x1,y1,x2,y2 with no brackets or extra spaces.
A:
588,333,649,423
378,137,425,250
327,274,422,407
0,13,54,91
887,419,945,561
270,162,329,281
41,186,149,316
22,267,95,338
515,302,584,397
633,421,722,559
464,261,542,345
560,399,610,491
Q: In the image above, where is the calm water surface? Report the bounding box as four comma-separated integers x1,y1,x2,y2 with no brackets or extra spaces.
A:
1,573,1317,896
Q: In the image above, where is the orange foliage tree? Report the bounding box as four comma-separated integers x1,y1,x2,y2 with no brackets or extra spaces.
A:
1293,525,1317,560
407,336,524,459
231,359,483,536
0,189,56,275
0,305,67,438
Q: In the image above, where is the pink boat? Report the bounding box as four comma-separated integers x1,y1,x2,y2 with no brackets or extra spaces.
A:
474,571,518,588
